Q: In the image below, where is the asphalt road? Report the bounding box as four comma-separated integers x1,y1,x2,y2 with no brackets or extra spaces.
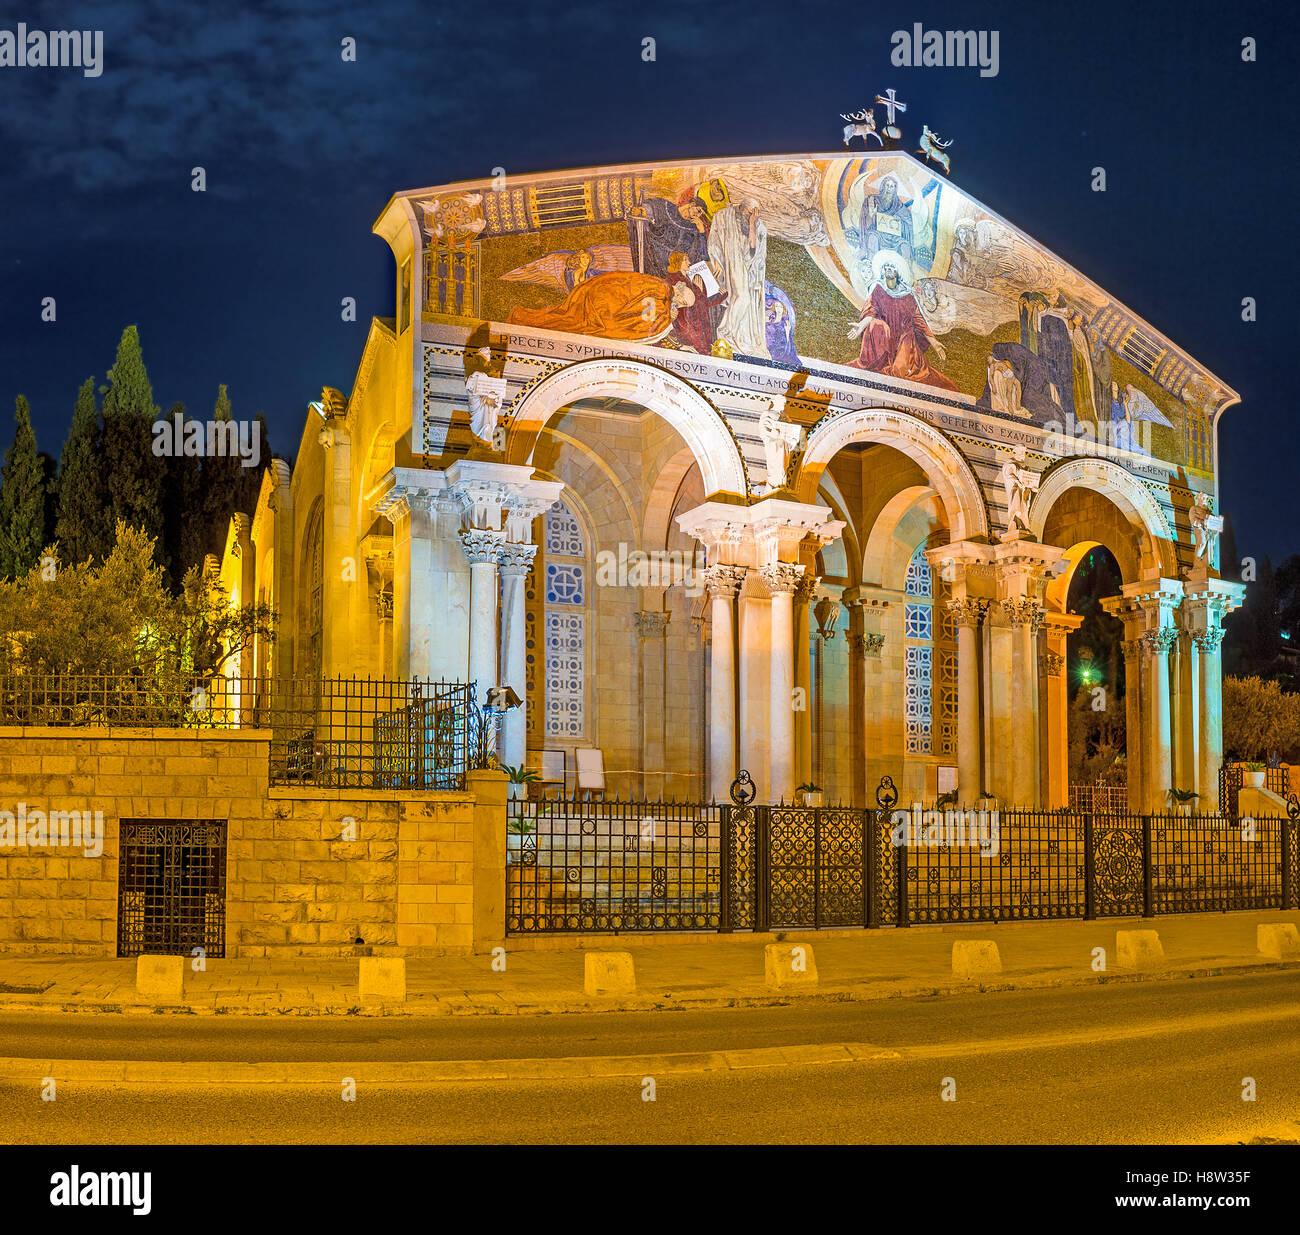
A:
2,972,1299,1144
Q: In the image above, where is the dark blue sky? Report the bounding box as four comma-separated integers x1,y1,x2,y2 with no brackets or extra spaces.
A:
1,0,1293,560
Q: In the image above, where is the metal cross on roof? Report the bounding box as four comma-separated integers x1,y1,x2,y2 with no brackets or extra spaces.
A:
874,89,907,125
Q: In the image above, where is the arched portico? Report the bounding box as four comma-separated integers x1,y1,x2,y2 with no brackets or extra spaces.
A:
506,357,749,500
798,407,990,542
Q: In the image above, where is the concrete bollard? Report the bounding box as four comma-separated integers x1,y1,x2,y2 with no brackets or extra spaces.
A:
764,943,818,988
1256,923,1300,960
584,951,635,996
136,955,185,1001
951,940,1002,979
359,957,406,1002
1115,929,1164,969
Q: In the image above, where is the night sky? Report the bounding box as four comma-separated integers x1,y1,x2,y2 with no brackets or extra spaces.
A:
1,0,1294,562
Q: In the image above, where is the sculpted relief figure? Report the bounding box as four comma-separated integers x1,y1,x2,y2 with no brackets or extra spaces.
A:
759,400,804,492
999,446,1040,539
465,370,509,446
1189,491,1224,564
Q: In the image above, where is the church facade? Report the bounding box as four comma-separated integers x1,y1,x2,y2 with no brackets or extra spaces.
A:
226,152,1243,812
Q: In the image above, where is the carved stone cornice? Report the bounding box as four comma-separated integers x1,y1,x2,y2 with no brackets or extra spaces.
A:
634,610,670,640
1039,650,1064,678
459,527,505,565
498,541,538,575
702,563,748,600
945,598,987,628
758,562,805,595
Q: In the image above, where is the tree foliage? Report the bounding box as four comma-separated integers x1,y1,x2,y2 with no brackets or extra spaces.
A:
0,521,276,684
0,395,50,577
1222,675,1300,762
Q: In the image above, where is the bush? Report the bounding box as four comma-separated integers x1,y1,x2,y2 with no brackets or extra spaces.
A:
1222,675,1300,761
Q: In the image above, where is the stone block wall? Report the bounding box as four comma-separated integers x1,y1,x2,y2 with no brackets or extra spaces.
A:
0,728,505,957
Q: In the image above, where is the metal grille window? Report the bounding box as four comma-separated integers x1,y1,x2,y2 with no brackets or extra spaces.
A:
118,820,227,959
542,500,586,739
903,544,955,758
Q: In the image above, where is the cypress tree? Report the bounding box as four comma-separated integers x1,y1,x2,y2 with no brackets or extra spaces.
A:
54,375,110,564
201,383,241,559
0,395,49,577
160,401,206,588
100,324,164,558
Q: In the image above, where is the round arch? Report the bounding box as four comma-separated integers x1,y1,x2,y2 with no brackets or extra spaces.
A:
1028,458,1175,578
506,357,748,499
862,485,947,590
797,407,990,542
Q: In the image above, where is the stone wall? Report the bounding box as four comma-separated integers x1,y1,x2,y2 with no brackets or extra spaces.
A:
0,728,505,957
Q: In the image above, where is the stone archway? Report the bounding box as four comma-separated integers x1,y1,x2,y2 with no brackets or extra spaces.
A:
506,357,748,500
798,407,990,542
1028,457,1176,578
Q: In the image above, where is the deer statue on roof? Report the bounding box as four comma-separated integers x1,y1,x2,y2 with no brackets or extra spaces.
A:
841,108,883,149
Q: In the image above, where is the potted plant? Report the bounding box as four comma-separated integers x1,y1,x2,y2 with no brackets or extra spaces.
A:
506,814,535,864
796,782,823,807
501,764,539,801
1168,788,1199,816
1243,762,1267,790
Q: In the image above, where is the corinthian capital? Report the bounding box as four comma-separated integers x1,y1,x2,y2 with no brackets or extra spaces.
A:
702,563,748,600
1000,598,1045,630
1143,627,1178,656
945,598,987,628
758,562,805,595
498,541,538,575
459,527,505,564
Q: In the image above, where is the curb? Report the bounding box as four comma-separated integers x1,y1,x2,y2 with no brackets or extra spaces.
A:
0,1041,903,1084
0,957,1296,1019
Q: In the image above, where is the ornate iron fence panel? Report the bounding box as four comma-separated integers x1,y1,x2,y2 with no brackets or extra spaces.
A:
1151,814,1282,913
761,805,866,930
505,797,723,933
118,819,226,958
722,772,758,930
1090,820,1145,916
903,808,1085,924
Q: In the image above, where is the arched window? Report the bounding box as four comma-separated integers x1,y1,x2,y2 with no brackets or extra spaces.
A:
537,500,587,739
903,543,956,758
298,502,324,682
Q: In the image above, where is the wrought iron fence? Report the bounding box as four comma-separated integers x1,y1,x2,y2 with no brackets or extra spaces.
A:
0,672,485,791
1219,762,1291,816
1068,783,1129,816
505,773,1300,934
506,795,725,932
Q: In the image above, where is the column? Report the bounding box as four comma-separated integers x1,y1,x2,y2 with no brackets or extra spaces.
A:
1120,634,1145,813
497,543,536,771
947,599,985,806
634,610,670,798
1002,599,1044,807
985,604,1014,803
703,565,745,803
844,596,866,805
1143,627,1176,812
1195,627,1225,803
860,632,886,795
317,420,353,677
794,572,818,789
1039,612,1081,811
375,485,441,680
761,562,804,803
460,528,504,705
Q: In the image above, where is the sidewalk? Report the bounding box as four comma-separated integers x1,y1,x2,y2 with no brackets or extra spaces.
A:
1,910,1297,1017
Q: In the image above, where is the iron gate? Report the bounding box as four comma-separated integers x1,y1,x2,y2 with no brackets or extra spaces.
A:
118,819,227,958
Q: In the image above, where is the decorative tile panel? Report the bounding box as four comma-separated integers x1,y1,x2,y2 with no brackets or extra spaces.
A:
544,611,585,738
545,562,585,605
545,503,584,557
